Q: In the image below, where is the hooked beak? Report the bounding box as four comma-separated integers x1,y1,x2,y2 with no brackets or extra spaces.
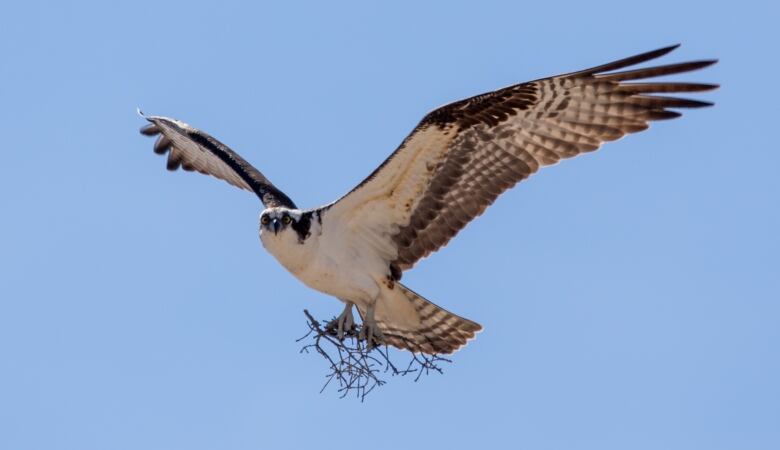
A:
271,218,281,235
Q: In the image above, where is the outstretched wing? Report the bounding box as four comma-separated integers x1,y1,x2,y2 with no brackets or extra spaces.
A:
321,45,717,272
139,114,296,208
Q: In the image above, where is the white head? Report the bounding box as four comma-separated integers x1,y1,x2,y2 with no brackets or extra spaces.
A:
260,206,305,235
259,207,316,272
259,207,313,248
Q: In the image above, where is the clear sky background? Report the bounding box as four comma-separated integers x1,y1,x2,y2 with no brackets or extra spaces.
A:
1,1,777,449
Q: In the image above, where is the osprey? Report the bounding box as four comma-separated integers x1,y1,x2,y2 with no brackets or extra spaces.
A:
139,45,716,355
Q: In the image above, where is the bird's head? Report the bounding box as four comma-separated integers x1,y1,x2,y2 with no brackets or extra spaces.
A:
259,207,304,238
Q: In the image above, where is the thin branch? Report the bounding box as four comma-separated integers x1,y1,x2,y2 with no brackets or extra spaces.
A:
298,309,451,401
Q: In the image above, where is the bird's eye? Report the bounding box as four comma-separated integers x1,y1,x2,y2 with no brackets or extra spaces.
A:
282,215,292,225
261,215,270,225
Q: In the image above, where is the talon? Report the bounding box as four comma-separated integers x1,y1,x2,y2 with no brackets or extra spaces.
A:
326,301,355,340
358,304,385,349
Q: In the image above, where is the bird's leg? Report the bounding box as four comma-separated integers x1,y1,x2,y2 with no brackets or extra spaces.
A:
358,302,385,350
326,301,356,340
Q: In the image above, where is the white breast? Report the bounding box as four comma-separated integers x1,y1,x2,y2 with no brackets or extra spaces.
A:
259,219,381,304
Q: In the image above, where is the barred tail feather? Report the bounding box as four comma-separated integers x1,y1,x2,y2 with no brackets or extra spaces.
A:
360,283,482,355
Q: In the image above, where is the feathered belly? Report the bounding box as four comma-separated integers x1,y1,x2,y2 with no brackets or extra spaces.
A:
261,228,383,304
293,255,379,303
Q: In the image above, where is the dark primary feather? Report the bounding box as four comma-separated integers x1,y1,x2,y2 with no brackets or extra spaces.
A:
322,45,717,273
139,115,296,209
391,46,717,270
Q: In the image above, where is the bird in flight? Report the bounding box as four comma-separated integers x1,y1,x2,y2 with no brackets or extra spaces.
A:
139,44,716,355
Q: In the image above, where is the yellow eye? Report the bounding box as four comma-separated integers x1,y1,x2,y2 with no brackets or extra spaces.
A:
261,215,270,225
282,215,292,225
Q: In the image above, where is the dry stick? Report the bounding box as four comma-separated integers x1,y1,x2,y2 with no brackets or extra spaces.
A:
298,309,451,401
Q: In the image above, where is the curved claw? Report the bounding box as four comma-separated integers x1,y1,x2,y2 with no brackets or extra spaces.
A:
358,304,385,349
326,302,356,340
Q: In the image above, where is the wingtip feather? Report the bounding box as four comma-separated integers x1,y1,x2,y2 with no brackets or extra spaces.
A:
139,123,159,136
658,43,681,55
578,44,682,76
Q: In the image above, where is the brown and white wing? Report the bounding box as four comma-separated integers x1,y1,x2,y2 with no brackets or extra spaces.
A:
139,114,296,208
321,44,717,272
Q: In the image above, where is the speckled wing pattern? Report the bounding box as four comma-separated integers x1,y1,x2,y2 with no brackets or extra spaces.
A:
139,115,296,208
322,45,717,273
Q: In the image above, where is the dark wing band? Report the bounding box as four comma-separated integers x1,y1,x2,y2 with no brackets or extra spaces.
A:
392,45,717,269
139,114,296,208
321,45,717,272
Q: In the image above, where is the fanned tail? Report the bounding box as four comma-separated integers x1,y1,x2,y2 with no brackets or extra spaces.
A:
358,283,482,355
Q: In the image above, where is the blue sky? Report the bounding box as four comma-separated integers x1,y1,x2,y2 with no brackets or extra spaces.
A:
1,1,778,449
